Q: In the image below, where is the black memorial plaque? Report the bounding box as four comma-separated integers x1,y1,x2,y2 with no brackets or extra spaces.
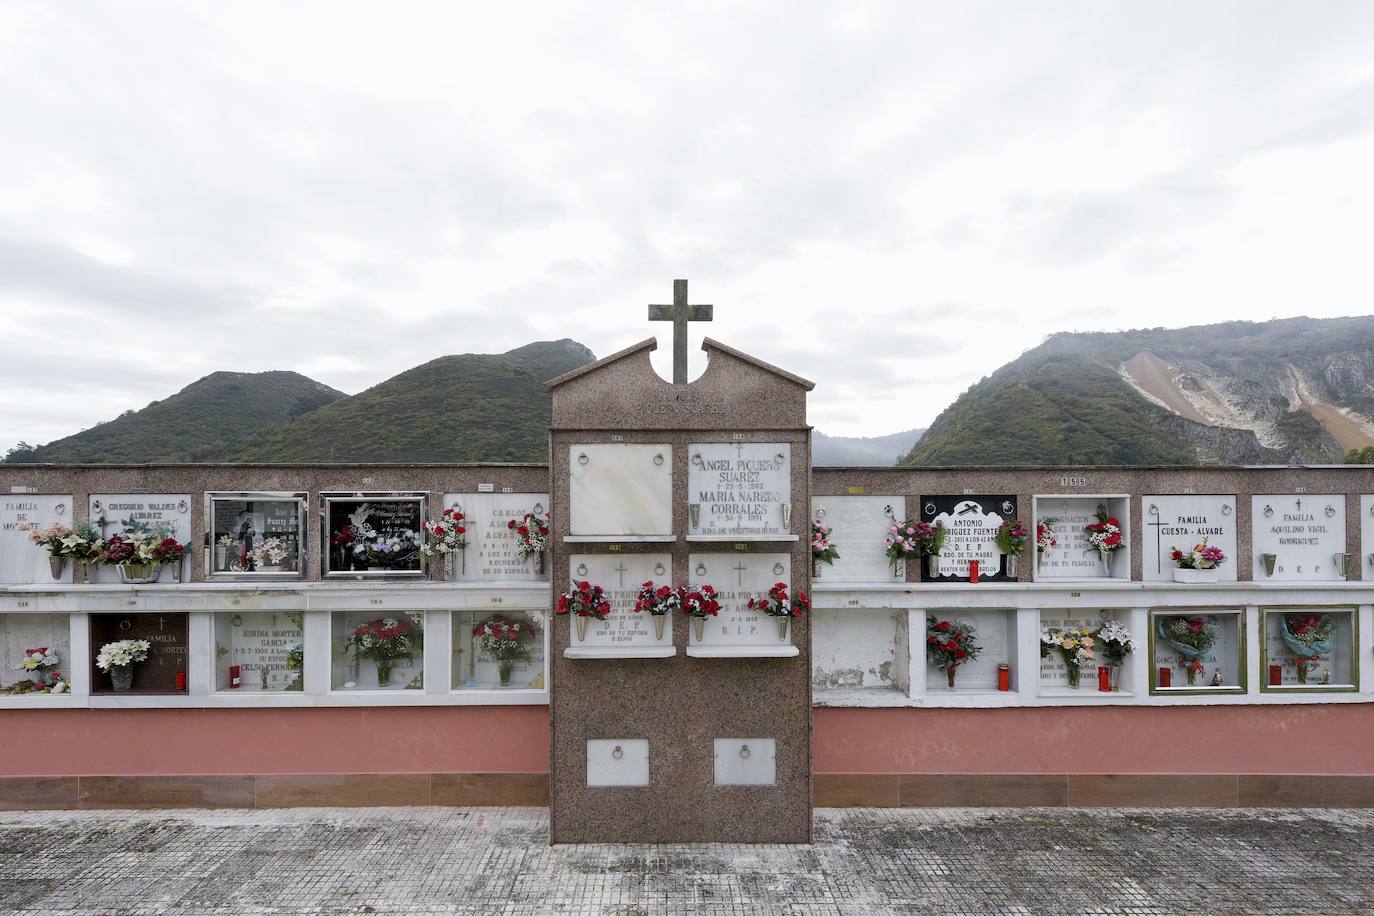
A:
920,495,1018,581
89,613,190,694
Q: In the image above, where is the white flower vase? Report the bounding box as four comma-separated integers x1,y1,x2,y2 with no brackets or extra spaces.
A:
693,617,705,642
1172,567,1218,584
49,555,66,580
167,558,182,582
925,555,940,579
654,616,666,641
1005,555,1019,579
776,617,790,642
1098,550,1112,577
575,616,588,642
215,545,228,571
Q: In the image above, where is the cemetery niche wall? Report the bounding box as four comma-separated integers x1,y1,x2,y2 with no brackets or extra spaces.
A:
546,331,814,844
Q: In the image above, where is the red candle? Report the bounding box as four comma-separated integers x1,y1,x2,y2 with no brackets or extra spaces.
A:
176,671,187,692
1098,666,1110,692
229,665,241,689
997,663,1010,691
1159,667,1172,688
969,560,979,584
1268,664,1282,686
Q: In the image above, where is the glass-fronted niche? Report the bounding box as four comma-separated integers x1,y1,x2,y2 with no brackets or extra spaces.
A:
452,609,546,690
207,493,308,579
89,613,189,695
331,611,424,690
322,493,426,578
214,611,304,692
1,613,71,695
1148,608,1245,694
1262,606,1358,691
1039,610,1138,694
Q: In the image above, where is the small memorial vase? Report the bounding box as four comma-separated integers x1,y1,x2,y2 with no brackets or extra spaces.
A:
1067,665,1082,689
118,562,160,584
945,664,958,689
575,616,588,642
925,554,940,579
215,545,228,571
1098,550,1112,577
813,558,821,579
1185,664,1199,686
443,552,457,581
776,617,790,642
653,615,666,641
535,552,545,576
693,617,705,642
110,664,134,692
498,659,514,687
167,558,182,583
1296,661,1310,685
49,555,66,580
1260,553,1278,577
1108,665,1122,691
376,662,392,688
1005,555,1019,579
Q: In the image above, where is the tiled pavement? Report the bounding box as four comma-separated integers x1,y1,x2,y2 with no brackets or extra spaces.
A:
2,806,1372,914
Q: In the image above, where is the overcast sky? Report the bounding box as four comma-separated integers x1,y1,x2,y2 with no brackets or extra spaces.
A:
3,1,1374,454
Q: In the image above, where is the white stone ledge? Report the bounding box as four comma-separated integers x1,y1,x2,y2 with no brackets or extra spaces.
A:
563,646,676,659
686,645,800,658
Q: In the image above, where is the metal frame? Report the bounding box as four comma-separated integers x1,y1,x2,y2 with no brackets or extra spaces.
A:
319,491,429,580
1147,606,1248,696
204,491,309,581
1258,604,1360,694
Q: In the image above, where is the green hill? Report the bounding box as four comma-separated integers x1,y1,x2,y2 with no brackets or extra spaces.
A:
4,371,345,464
227,339,596,463
904,317,1374,467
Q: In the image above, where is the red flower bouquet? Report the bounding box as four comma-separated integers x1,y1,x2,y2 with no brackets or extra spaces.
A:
344,615,423,688
926,615,982,689
556,580,611,640
633,581,681,640
472,614,537,686
508,510,550,570
681,584,720,641
747,581,808,642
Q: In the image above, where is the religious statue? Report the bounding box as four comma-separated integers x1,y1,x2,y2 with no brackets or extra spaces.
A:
1210,670,1223,687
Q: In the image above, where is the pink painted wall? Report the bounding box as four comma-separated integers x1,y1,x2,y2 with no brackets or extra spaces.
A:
812,706,1374,775
0,707,549,777
6,705,1374,777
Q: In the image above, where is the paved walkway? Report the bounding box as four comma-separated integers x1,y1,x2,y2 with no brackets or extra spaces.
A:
1,806,1371,914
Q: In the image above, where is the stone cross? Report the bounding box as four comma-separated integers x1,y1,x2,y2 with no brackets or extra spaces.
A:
649,279,713,384
614,561,629,587
733,560,749,586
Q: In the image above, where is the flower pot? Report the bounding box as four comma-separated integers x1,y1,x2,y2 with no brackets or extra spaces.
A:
536,553,546,576
1067,666,1081,689
813,558,821,578
693,617,705,642
110,665,133,692
166,559,182,582
576,616,588,642
48,555,65,580
1333,552,1350,579
654,615,666,641
499,659,514,687
1098,550,1112,577
1260,553,1277,577
1005,555,1019,579
1108,665,1122,691
118,562,161,584
377,662,392,687
1172,567,1218,584
946,665,957,689
1296,661,1310,685
776,617,790,642
925,554,940,579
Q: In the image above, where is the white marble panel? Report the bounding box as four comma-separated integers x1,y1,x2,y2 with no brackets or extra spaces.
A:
88,495,192,583
688,442,791,538
1251,494,1346,581
442,492,549,582
713,738,776,786
569,444,672,536
0,495,73,585
566,553,672,651
810,496,903,583
925,609,1013,692
0,613,70,689
687,553,791,648
1359,496,1374,578
1034,496,1129,580
1140,495,1237,582
587,738,649,787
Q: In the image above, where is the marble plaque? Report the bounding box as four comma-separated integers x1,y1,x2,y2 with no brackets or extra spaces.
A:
88,495,192,583
1034,497,1126,580
688,442,791,538
587,738,650,787
687,553,791,647
89,613,189,693
443,492,549,581
1140,495,1237,582
0,495,73,585
926,609,1009,691
567,553,672,650
1038,610,1119,689
0,613,70,690
569,444,672,536
810,496,904,582
214,611,304,692
1251,495,1346,581
922,495,1016,581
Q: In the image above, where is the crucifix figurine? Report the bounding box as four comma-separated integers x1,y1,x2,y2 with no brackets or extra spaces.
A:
649,279,713,384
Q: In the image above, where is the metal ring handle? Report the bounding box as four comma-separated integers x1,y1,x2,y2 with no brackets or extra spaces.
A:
612,746,623,760
577,453,588,465
739,745,750,759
